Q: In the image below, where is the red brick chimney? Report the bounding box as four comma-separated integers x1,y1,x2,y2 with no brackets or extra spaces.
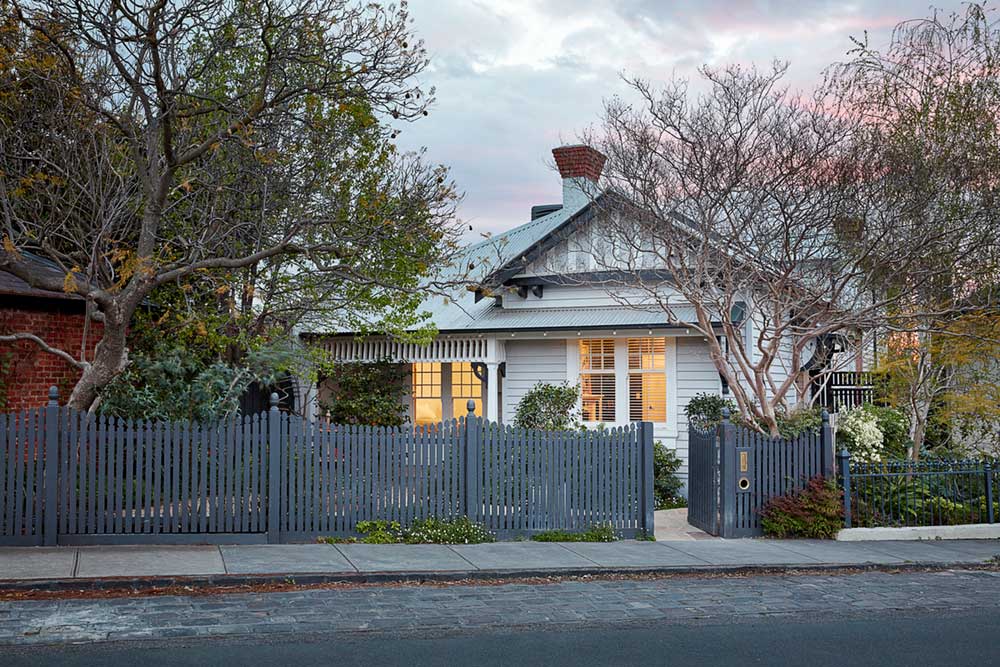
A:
552,144,606,183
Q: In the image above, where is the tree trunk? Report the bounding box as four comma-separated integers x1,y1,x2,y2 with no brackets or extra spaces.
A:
66,314,130,411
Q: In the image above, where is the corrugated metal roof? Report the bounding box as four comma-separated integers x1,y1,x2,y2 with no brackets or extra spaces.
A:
452,304,704,332
404,199,592,333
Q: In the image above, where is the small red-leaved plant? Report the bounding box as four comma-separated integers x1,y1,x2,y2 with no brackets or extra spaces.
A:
760,475,844,539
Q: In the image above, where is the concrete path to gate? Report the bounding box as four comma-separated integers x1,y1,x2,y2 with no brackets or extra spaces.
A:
1,538,998,586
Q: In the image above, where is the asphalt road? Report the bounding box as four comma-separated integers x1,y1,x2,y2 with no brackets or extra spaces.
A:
6,608,999,667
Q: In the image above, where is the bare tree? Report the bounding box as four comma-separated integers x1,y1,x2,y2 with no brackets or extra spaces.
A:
0,0,462,410
562,62,993,436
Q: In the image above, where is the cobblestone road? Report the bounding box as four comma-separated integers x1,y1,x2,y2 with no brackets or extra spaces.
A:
2,568,998,646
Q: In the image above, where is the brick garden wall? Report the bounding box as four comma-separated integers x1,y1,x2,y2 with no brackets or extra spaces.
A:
0,302,102,410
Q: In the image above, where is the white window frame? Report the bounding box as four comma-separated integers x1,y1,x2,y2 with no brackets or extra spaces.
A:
566,336,677,437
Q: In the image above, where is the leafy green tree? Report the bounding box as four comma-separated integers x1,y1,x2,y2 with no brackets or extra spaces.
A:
0,1,463,410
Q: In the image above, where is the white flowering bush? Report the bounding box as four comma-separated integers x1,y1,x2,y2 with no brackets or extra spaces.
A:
838,406,884,462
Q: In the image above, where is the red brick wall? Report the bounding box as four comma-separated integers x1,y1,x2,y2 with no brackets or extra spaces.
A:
0,304,103,409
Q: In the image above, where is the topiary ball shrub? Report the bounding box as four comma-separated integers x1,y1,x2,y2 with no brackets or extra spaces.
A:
760,476,844,539
684,392,738,431
513,382,581,430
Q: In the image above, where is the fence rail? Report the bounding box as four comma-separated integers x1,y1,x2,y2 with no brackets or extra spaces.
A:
1,390,654,545
838,453,997,528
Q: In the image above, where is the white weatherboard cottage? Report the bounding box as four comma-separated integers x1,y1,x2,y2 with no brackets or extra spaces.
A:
302,145,840,488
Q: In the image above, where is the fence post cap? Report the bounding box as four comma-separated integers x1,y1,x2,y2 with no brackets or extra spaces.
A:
47,385,59,405
821,408,830,423
721,407,730,422
269,392,279,410
466,399,476,415
837,448,851,458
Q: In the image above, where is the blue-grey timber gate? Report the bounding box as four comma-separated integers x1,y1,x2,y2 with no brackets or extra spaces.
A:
687,410,835,538
0,389,654,545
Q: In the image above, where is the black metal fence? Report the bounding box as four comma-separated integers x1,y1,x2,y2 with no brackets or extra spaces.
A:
838,452,998,528
687,411,835,538
1,388,654,546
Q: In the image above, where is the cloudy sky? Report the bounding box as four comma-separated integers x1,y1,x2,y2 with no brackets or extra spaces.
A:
395,1,968,239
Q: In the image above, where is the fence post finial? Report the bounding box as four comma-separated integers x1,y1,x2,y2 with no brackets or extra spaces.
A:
821,408,829,424
466,399,476,416
269,392,279,411
721,407,730,423
47,385,59,406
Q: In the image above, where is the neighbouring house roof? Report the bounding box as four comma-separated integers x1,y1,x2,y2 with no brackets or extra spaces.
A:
0,253,83,302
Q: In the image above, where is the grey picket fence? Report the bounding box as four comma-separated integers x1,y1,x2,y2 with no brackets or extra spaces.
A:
687,410,835,538
1,390,654,545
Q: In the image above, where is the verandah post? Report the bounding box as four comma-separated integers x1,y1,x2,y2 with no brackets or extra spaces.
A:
464,400,479,521
639,421,654,536
838,448,852,528
267,393,281,544
43,386,60,546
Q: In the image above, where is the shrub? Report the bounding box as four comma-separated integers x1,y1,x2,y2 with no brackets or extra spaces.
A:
513,382,581,430
838,406,884,461
860,404,910,459
355,520,403,543
322,517,496,545
774,405,823,438
653,442,685,509
531,524,619,542
684,393,738,431
760,476,844,539
319,357,410,427
403,517,495,544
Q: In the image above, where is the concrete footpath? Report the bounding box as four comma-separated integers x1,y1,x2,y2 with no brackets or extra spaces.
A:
1,538,998,587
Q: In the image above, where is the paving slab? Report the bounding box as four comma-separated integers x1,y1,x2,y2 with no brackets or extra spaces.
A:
558,541,711,568
859,539,999,563
450,542,599,570
918,539,1000,562
335,544,476,572
75,546,225,578
0,547,77,580
770,540,908,565
663,539,824,566
221,544,356,575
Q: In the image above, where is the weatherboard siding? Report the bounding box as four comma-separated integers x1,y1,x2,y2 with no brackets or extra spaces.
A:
502,339,569,421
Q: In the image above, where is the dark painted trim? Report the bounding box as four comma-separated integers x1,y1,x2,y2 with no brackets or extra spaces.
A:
0,294,88,314
303,321,723,339
506,269,678,288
